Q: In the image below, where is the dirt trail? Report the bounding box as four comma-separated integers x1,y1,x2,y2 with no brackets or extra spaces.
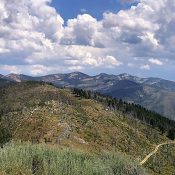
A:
140,141,175,165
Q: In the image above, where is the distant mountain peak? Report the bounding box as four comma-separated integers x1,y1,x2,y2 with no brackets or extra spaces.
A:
71,72,88,76
119,73,131,77
67,72,89,79
0,74,5,79
5,73,21,82
98,73,110,76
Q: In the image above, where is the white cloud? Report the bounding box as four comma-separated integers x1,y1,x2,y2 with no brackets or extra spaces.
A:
103,56,122,67
139,32,159,48
140,64,150,70
149,58,164,65
62,14,104,47
0,65,20,74
30,65,50,75
0,0,174,76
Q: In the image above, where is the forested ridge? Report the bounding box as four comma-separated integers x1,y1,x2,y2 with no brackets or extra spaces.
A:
73,88,175,140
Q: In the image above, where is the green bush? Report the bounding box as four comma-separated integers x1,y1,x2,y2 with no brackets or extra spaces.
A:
0,142,146,175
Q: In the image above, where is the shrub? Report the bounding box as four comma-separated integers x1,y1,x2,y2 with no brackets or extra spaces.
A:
0,142,147,175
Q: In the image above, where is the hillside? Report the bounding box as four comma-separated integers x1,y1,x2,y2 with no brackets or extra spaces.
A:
2,72,175,120
0,77,12,87
0,81,175,174
0,142,146,175
105,82,175,121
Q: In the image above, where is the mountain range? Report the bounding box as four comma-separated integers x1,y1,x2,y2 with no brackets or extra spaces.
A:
1,72,175,120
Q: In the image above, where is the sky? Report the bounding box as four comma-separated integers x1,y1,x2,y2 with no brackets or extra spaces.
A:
0,0,175,80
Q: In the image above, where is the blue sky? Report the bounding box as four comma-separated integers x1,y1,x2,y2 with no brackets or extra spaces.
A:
51,0,137,22
0,0,175,81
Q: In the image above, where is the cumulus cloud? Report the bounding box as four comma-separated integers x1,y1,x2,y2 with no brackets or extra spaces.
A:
148,58,164,65
62,14,104,47
0,0,174,76
0,0,64,69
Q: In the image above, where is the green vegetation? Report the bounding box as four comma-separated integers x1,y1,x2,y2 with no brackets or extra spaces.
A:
0,81,175,175
0,142,146,175
0,78,12,87
73,88,175,140
144,144,175,175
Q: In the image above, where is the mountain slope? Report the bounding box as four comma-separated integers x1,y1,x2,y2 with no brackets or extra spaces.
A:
0,77,12,87
0,142,146,175
140,141,175,166
0,81,175,174
0,81,167,153
4,72,175,120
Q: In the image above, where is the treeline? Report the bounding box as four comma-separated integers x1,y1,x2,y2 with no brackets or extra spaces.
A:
73,88,175,140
